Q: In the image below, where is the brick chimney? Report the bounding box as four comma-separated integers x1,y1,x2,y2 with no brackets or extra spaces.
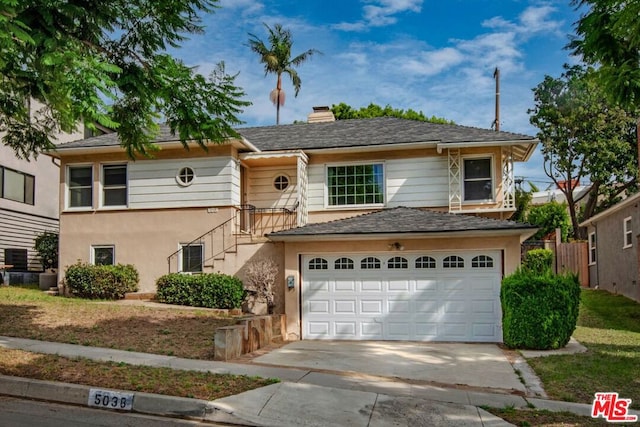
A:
307,106,335,123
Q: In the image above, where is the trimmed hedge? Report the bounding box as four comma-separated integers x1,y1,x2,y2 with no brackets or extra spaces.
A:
501,269,580,350
64,263,139,300
522,249,554,274
156,273,245,309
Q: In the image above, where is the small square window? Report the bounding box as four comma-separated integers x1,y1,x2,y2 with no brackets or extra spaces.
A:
92,246,114,266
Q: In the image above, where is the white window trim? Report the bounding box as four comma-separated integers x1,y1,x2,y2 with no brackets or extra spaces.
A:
100,163,128,209
176,166,196,187
178,243,204,273
462,155,495,204
91,245,115,265
623,216,633,249
324,161,386,209
66,164,94,211
588,231,597,265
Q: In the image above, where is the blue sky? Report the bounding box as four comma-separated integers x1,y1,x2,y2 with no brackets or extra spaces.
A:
171,0,583,187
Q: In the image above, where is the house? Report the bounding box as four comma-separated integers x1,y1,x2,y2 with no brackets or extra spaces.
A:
580,192,640,302
49,108,538,342
0,116,85,283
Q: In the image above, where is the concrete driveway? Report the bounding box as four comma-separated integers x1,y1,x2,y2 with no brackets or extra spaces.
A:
253,341,526,393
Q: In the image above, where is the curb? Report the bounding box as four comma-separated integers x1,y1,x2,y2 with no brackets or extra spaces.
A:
0,374,259,426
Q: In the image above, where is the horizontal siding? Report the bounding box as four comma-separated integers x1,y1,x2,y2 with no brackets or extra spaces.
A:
0,209,58,271
128,158,236,209
307,157,448,211
248,166,298,209
386,157,448,207
307,164,325,211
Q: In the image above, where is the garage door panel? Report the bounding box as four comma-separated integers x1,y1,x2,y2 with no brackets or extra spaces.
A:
387,322,411,339
361,280,383,292
308,300,330,314
472,299,496,314
388,299,410,313
414,299,440,313
361,322,383,337
303,251,502,342
335,280,356,292
335,322,357,337
388,280,410,291
415,279,438,291
360,299,383,314
334,300,356,314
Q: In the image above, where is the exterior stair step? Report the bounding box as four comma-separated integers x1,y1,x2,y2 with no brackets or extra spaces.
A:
45,286,59,296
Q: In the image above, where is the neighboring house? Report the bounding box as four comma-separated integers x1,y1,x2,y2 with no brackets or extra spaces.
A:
50,108,538,342
580,192,640,303
530,182,591,206
0,120,85,281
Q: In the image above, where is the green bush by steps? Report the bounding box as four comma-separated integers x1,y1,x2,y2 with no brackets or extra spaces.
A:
501,269,580,350
156,273,245,309
64,263,139,300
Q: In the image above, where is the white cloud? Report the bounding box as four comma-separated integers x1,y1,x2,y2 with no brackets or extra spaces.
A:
334,0,423,31
399,47,465,76
519,5,563,35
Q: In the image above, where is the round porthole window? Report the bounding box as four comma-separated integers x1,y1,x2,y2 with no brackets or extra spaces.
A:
274,175,289,191
176,167,195,186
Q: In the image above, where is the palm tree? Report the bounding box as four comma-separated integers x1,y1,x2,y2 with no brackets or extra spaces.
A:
248,23,320,125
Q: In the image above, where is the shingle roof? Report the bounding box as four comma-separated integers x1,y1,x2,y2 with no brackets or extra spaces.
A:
268,207,536,238
54,117,535,151
239,117,535,151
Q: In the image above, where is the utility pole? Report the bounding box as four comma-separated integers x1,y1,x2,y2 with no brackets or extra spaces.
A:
493,67,500,131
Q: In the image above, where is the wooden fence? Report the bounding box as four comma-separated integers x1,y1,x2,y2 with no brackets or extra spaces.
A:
556,242,589,286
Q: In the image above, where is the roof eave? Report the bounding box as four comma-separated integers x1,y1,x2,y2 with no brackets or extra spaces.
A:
301,140,439,154
267,227,538,242
579,192,640,227
436,139,539,161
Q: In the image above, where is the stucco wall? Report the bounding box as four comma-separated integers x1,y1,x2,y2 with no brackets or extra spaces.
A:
59,207,237,292
279,235,523,340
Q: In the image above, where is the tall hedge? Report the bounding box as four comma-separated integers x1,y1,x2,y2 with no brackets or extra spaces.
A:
501,269,581,349
64,263,139,300
156,273,244,309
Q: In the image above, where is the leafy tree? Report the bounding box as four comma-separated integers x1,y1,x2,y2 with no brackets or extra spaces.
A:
0,0,250,159
528,65,638,239
568,0,640,109
247,23,320,125
527,202,572,242
331,102,454,124
512,182,538,223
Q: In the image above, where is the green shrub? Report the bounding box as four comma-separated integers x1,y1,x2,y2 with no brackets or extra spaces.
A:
522,249,554,274
501,269,580,350
156,273,244,309
34,231,58,270
64,263,139,300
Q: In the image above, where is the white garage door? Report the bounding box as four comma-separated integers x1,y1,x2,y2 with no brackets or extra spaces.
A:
302,251,503,342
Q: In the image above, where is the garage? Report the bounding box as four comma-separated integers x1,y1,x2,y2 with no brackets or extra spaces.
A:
302,250,503,342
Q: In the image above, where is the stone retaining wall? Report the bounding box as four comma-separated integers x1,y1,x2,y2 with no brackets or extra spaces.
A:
214,314,285,361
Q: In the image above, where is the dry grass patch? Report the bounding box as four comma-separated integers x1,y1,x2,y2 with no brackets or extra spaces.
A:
0,348,277,400
487,407,606,427
0,286,239,359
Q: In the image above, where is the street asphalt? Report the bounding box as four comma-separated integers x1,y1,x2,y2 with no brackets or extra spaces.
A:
0,336,634,426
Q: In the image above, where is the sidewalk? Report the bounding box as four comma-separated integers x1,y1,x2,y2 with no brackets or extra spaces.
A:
0,336,622,426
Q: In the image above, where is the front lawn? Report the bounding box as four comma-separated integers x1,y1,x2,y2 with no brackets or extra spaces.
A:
527,289,640,409
0,285,239,359
0,285,276,400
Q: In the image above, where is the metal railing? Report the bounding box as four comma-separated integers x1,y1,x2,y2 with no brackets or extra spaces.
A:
167,204,298,274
